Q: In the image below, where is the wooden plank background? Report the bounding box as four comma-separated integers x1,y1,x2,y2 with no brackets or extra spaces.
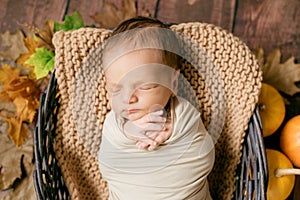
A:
0,0,299,61
0,0,299,199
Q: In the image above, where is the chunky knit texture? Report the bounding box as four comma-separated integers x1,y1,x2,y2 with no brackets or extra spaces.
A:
52,23,262,200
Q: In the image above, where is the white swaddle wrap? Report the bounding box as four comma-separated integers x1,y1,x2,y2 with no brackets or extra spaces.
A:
98,97,215,200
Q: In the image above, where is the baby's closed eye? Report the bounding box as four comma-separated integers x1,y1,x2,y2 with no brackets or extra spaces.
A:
138,83,159,90
106,86,122,94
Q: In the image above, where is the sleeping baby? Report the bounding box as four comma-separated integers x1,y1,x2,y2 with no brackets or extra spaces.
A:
98,16,215,200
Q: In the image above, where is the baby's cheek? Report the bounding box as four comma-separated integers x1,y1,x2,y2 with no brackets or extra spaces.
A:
106,95,113,108
111,98,120,111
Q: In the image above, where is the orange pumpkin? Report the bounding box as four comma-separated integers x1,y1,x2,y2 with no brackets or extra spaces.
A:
258,83,285,137
280,115,300,167
266,149,295,200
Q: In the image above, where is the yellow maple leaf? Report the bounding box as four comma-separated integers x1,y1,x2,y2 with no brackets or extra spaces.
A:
0,64,20,85
256,48,300,96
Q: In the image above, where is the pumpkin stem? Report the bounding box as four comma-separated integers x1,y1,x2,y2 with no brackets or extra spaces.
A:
275,168,300,177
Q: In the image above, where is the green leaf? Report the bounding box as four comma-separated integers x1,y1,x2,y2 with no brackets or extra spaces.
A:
25,47,54,79
54,11,85,32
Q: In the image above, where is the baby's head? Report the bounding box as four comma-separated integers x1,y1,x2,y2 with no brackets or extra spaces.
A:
102,17,180,120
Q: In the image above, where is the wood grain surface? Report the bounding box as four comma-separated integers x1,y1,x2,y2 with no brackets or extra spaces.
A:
234,0,300,61
0,0,67,35
1,0,298,61
138,0,236,31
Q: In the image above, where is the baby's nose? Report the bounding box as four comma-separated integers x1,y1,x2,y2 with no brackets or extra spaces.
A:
121,88,137,104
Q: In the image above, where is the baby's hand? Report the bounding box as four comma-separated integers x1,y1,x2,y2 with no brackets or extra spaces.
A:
123,110,172,151
136,119,172,151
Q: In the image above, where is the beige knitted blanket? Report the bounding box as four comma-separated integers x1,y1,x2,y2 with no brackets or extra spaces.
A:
98,97,214,200
52,22,262,199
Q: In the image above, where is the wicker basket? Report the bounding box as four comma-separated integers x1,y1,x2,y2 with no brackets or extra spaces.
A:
33,22,268,200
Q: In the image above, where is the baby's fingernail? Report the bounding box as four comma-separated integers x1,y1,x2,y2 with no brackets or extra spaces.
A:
148,146,155,151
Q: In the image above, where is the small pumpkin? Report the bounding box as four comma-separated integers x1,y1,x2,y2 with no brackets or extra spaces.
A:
266,149,300,200
280,115,300,167
258,83,285,137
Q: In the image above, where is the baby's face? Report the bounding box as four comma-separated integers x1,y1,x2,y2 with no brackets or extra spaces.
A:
104,50,178,121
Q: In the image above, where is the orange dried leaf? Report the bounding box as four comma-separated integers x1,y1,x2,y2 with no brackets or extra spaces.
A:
5,117,28,147
2,77,38,100
13,96,38,123
0,64,20,85
0,92,12,102
91,0,136,28
0,101,16,117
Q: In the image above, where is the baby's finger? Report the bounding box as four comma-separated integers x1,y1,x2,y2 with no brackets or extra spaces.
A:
145,132,159,139
136,141,149,150
148,116,166,123
148,143,159,151
142,111,165,123
145,123,166,132
136,134,157,147
154,131,171,145
145,132,164,151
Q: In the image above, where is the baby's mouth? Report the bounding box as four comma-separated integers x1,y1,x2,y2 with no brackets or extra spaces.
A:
127,109,138,114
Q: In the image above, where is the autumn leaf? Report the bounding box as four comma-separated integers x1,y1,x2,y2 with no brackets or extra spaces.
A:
37,20,55,51
2,132,35,200
2,165,36,200
0,132,34,198
1,76,39,100
5,117,27,147
0,80,38,146
0,133,22,189
0,64,40,146
0,64,20,85
254,48,264,68
0,92,11,102
25,47,54,79
91,0,136,28
0,30,28,61
0,64,21,102
13,96,38,123
0,101,16,118
16,38,39,79
54,11,85,32
256,48,300,96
